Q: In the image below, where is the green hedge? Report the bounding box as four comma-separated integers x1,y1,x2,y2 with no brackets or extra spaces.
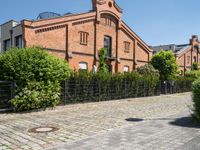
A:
192,79,200,121
62,71,160,103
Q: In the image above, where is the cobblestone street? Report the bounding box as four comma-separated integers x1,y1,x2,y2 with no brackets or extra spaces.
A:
0,93,197,150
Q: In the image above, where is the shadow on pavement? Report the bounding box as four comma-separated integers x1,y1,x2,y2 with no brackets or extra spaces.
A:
169,116,200,128
125,118,144,122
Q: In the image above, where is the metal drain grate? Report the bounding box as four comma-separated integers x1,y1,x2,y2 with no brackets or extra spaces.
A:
28,126,59,133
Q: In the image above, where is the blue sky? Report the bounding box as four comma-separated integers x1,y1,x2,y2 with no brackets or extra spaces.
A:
0,0,200,46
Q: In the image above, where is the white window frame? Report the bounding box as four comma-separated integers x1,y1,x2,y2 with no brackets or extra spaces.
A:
124,66,129,72
79,62,88,70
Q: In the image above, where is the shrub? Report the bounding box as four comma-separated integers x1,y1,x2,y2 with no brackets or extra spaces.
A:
137,64,160,78
64,70,160,103
98,48,109,73
151,50,178,80
192,78,200,121
11,81,60,112
137,64,160,96
0,47,70,111
185,70,200,79
192,62,199,70
0,47,70,86
172,76,195,93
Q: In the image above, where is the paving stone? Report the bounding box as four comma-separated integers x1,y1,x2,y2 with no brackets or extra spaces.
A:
0,93,197,149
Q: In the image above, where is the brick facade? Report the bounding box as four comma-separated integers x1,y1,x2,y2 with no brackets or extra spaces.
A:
152,35,200,75
176,36,200,74
22,0,152,73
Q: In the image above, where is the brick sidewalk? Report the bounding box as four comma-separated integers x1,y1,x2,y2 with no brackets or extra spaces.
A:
0,93,193,149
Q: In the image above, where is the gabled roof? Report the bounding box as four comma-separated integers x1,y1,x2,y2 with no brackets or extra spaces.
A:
152,44,191,57
175,45,191,56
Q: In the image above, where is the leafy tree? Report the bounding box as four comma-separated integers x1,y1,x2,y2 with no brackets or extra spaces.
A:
98,48,109,73
151,50,178,80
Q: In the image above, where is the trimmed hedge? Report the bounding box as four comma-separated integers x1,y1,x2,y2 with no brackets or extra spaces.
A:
192,78,200,121
62,71,194,104
62,71,160,103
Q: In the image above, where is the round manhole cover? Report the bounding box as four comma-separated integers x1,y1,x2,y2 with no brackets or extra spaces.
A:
125,118,144,122
28,127,59,133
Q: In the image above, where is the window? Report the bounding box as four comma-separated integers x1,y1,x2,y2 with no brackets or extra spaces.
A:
15,35,23,48
80,31,89,45
194,56,197,63
124,41,130,52
104,36,112,57
105,18,112,26
3,39,11,51
124,66,129,72
79,62,88,70
187,56,190,64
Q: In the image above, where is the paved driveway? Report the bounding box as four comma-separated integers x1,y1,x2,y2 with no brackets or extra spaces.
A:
0,93,198,150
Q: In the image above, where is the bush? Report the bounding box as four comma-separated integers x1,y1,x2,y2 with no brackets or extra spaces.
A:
172,76,195,93
193,62,199,70
0,47,70,86
98,48,109,73
137,64,160,96
185,70,200,79
11,81,60,112
192,79,200,121
0,47,70,111
64,70,160,103
137,64,160,78
151,50,178,80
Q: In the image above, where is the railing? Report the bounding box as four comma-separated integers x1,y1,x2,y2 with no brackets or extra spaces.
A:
0,81,15,109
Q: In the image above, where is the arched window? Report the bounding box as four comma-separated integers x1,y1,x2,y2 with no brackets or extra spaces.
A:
79,62,88,70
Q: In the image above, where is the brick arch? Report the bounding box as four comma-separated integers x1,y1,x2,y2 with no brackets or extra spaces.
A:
100,11,120,21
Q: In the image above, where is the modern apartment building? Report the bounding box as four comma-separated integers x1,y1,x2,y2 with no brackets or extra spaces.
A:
0,20,23,53
152,35,200,74
1,0,152,73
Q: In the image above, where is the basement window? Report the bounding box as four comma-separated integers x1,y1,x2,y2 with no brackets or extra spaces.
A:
124,66,129,72
79,62,88,70
80,31,89,45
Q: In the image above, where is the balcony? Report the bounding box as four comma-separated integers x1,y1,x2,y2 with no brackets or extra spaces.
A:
106,49,116,61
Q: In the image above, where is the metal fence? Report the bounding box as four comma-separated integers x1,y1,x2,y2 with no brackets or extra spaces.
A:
0,79,194,109
0,81,15,109
62,80,193,104
160,80,193,94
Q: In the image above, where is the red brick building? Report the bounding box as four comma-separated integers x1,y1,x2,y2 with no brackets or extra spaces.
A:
21,0,152,73
152,35,200,74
